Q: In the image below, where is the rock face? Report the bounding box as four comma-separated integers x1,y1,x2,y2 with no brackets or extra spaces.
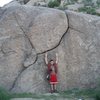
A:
0,5,68,93
0,5,100,93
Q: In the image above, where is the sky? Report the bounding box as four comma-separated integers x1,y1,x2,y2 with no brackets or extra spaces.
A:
0,0,13,7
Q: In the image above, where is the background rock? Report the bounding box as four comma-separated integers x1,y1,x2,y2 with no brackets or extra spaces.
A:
4,1,21,8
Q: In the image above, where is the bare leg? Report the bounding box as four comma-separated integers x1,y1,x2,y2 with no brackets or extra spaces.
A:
54,84,57,90
50,84,54,92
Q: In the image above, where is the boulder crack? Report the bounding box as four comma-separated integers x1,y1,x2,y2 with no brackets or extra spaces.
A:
13,12,38,64
37,11,69,55
9,13,38,91
10,11,69,91
9,55,38,91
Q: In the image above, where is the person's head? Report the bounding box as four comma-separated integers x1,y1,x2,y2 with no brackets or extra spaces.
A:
50,59,54,65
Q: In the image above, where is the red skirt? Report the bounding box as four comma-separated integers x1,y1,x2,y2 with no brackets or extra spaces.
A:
49,73,58,84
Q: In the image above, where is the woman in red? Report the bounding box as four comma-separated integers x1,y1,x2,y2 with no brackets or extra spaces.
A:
45,53,58,93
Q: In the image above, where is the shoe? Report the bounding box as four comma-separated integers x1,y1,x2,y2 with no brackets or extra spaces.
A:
50,90,54,93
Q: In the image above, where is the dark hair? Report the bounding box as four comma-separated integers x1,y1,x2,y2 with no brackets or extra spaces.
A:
50,59,54,62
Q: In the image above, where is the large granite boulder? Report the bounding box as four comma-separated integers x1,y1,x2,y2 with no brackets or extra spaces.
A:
11,11,100,93
0,3,100,93
0,5,68,92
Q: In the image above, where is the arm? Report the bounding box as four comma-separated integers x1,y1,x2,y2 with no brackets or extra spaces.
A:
45,52,48,65
55,53,58,73
56,53,58,64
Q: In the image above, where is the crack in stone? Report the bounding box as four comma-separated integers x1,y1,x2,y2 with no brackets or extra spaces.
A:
10,11,69,91
13,13,34,48
37,11,69,55
1,45,17,55
65,11,98,34
1,45,6,55
1,42,17,55
65,11,90,34
9,53,38,91
9,13,38,91
24,54,38,68
0,35,24,55
9,67,25,91
13,12,38,65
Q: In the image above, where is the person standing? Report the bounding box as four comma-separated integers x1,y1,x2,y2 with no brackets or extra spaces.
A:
45,53,58,93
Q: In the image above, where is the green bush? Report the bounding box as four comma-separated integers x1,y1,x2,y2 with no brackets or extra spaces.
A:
57,0,61,3
0,87,11,100
70,0,78,4
95,94,100,100
86,7,96,15
97,0,100,6
58,6,68,10
96,13,100,16
48,0,60,8
78,7,97,15
93,88,100,100
58,2,68,10
82,0,93,6
78,6,100,16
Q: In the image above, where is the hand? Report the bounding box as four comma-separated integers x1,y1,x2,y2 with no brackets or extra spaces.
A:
56,53,58,57
45,52,47,57
56,53,58,63
45,52,48,64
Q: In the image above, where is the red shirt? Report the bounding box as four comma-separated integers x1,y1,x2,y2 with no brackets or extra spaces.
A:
47,63,58,74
